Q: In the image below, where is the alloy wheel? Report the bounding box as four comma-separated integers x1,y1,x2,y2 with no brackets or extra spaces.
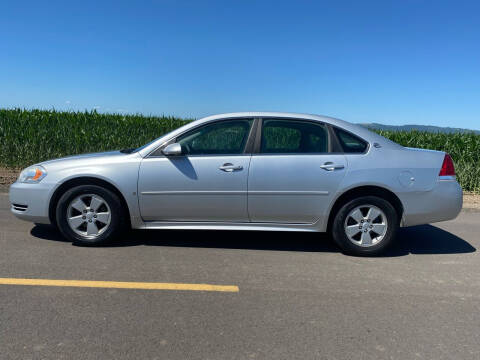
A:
344,205,388,247
67,194,111,238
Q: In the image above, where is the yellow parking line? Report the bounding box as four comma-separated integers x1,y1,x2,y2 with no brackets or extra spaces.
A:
0,278,239,292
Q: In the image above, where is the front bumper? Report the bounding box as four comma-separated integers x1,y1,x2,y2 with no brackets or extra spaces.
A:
400,179,463,227
9,181,57,224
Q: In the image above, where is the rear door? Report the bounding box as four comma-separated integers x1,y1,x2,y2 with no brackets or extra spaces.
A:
248,118,347,224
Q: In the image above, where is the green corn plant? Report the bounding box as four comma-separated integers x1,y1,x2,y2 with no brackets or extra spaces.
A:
1,108,479,192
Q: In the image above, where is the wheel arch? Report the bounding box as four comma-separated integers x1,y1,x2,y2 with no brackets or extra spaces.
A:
327,185,404,232
48,176,131,228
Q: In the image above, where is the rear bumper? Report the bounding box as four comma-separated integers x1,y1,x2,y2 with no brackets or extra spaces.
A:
400,179,463,227
9,181,57,224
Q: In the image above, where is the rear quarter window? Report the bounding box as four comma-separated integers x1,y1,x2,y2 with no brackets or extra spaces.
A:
334,128,368,153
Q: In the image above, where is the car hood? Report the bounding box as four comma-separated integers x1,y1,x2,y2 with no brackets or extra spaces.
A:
39,151,134,169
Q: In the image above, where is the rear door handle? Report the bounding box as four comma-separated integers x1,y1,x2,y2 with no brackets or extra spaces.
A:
320,162,345,171
219,163,243,172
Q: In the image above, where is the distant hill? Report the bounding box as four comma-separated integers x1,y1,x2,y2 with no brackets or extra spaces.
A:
360,123,480,134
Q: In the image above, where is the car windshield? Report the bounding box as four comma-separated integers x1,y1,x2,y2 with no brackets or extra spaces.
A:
120,136,166,154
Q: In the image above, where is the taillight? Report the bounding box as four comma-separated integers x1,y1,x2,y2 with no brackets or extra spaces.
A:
439,154,455,176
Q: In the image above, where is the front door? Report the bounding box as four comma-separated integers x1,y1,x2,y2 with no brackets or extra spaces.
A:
138,119,254,222
248,119,347,224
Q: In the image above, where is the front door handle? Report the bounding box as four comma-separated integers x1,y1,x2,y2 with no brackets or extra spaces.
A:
320,162,345,171
219,163,243,172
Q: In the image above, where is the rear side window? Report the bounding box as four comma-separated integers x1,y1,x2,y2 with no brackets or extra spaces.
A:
261,120,328,154
335,128,368,153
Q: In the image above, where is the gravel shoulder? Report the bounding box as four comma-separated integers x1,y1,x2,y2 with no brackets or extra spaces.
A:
0,167,18,188
464,193,480,210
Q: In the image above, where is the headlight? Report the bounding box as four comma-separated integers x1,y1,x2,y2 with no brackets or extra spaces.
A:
17,165,47,183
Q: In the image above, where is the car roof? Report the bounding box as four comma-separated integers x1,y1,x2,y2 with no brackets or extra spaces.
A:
200,112,351,127
138,112,402,157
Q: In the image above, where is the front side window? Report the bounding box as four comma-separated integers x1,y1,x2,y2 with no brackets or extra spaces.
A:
334,128,368,153
176,119,253,155
260,119,328,154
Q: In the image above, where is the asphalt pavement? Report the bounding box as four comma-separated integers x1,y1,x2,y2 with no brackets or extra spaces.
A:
0,193,479,360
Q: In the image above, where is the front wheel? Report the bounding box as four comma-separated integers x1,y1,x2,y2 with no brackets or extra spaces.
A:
331,196,399,256
56,185,127,246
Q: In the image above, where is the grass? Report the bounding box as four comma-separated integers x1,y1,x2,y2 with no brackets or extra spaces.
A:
1,108,479,192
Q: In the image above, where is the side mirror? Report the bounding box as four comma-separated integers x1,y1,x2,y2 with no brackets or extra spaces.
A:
162,143,183,156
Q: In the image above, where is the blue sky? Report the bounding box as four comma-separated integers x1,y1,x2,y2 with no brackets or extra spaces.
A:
1,0,479,129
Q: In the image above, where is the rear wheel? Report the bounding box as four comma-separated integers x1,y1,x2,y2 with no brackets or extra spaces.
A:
331,196,399,256
56,185,127,246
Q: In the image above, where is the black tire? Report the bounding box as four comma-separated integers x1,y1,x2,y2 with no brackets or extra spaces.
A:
331,196,399,256
56,185,127,246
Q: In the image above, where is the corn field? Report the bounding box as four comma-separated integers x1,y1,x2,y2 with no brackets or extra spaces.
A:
1,108,479,192
0,108,189,168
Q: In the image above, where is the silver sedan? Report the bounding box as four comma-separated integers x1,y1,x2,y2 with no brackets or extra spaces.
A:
9,112,463,256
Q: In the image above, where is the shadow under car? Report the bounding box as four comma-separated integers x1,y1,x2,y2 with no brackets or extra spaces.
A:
30,223,476,257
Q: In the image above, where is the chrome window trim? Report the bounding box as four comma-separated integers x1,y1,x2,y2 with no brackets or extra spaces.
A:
144,116,371,158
